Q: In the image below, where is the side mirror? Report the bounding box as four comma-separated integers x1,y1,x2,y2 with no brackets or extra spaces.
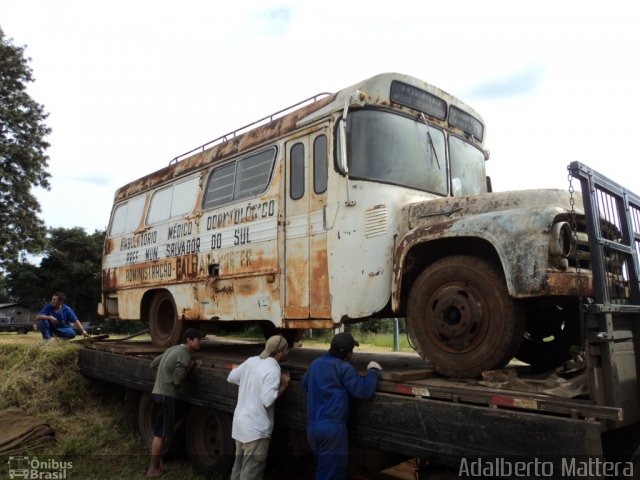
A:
339,118,348,175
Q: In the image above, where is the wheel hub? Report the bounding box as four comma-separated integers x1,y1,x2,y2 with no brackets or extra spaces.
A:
429,285,485,352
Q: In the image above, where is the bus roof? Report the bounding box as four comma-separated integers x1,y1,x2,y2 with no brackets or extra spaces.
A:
113,72,484,203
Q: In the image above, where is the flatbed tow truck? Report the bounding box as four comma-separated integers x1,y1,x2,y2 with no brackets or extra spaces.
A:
79,162,640,479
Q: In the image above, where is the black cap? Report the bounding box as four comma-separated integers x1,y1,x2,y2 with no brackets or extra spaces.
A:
182,328,205,342
330,332,359,354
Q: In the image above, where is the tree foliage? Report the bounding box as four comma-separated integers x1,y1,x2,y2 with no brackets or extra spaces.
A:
5,227,105,320
0,27,51,268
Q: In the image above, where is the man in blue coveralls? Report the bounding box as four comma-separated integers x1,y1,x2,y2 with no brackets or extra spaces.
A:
37,292,90,340
302,332,382,480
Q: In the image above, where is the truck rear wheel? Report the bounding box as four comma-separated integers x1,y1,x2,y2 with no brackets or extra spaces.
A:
515,299,580,371
407,256,524,378
148,291,184,348
185,406,234,477
137,392,185,456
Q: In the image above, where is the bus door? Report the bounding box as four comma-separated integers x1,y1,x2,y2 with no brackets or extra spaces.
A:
284,132,331,320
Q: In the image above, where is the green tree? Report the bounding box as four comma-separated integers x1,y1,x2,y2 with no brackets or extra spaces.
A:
6,228,105,318
0,271,11,302
0,27,51,268
4,258,44,306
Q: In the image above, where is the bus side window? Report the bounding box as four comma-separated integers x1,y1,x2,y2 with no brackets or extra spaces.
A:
314,135,327,194
290,143,305,200
203,163,236,210
147,177,199,225
203,147,276,210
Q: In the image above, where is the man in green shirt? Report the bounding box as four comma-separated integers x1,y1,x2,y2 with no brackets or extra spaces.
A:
146,328,204,478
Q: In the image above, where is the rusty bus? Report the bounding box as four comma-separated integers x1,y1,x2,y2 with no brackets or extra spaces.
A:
100,72,592,378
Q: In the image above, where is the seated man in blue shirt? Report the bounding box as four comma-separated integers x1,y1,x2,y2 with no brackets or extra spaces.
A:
37,292,90,340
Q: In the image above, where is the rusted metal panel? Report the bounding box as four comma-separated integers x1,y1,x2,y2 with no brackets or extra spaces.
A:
233,276,281,321
541,271,594,296
283,319,333,329
104,179,281,323
309,244,331,318
392,189,587,311
284,240,309,318
284,134,310,319
407,189,582,230
284,305,310,318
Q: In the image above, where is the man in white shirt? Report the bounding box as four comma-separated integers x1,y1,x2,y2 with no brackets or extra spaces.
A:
227,335,291,480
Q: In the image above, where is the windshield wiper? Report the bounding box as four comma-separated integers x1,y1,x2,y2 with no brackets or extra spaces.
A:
420,113,440,170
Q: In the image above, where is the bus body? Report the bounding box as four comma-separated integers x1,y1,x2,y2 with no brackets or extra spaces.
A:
100,72,594,378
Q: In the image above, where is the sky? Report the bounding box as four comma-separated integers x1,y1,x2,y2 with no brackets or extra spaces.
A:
3,0,640,233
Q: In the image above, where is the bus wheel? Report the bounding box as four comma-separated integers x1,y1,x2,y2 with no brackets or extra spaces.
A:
515,299,580,372
185,406,234,477
148,291,184,348
407,256,524,378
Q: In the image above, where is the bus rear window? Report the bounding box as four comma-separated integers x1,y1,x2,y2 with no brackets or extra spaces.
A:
109,195,145,236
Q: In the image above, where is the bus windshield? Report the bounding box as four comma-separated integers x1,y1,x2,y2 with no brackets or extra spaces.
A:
345,110,486,196
449,135,487,195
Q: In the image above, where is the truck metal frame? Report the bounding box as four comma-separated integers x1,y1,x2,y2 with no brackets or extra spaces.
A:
569,161,640,428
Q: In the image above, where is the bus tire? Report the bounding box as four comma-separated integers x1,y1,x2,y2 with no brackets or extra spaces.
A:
148,291,184,348
407,256,524,378
185,406,234,477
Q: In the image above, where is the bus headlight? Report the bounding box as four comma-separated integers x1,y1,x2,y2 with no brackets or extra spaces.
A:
549,221,572,266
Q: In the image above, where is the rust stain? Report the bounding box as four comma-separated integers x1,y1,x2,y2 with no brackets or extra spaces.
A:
105,238,116,255
285,257,309,318
310,239,331,318
284,319,334,329
213,284,234,295
180,308,202,321
102,268,118,291
236,278,259,296
175,254,200,281
392,220,455,293
541,271,594,296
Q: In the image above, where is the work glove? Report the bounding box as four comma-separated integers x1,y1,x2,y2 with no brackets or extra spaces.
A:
367,361,382,371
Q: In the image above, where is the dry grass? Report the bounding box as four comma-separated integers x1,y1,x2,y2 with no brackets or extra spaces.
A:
0,332,203,479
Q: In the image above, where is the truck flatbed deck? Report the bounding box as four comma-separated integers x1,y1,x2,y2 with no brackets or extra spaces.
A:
78,337,613,477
